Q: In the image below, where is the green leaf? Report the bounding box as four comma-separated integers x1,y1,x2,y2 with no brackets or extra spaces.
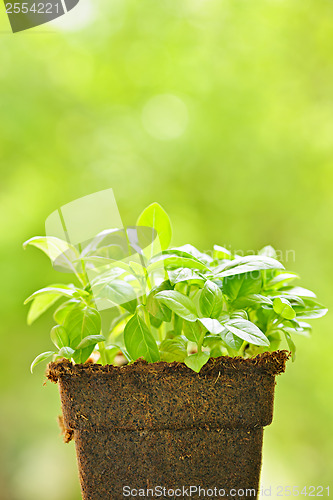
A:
64,306,101,363
183,320,203,342
23,236,79,274
75,334,106,350
160,247,206,264
124,314,160,363
223,272,262,301
81,257,134,274
159,337,188,362
174,313,183,335
199,317,224,335
230,310,248,320
225,319,270,346
92,278,137,313
232,294,273,309
258,245,277,259
30,351,55,373
147,255,209,274
273,297,296,320
50,325,69,349
172,244,213,264
24,285,79,304
27,293,61,325
266,272,299,289
283,329,296,361
295,308,328,319
184,351,210,372
213,245,232,260
220,329,243,351
214,255,284,278
203,335,225,357
269,293,305,307
58,347,75,359
137,202,172,252
282,286,317,298
149,314,163,328
168,268,205,286
293,297,327,319
155,290,198,322
146,281,172,322
53,300,82,324
199,280,223,318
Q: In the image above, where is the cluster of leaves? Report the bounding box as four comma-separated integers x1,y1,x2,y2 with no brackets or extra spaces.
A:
25,203,327,373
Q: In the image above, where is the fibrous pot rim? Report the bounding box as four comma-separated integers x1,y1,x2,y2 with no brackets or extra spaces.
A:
47,350,290,383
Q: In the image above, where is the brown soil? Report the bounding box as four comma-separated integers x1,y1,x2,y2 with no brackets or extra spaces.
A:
47,351,289,500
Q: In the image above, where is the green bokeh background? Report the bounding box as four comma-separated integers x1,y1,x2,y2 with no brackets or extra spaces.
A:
0,0,332,498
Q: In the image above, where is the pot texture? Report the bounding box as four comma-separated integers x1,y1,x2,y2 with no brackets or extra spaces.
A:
47,351,289,500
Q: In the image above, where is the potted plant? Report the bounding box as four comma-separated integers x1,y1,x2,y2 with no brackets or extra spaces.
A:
25,202,327,500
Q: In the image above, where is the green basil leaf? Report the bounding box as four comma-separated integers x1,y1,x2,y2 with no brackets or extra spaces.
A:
168,268,205,286
146,281,172,322
75,334,106,350
230,310,248,320
160,247,206,264
282,286,317,298
92,278,137,313
30,351,55,373
223,271,262,301
183,320,203,342
270,293,305,308
199,280,223,318
213,245,232,260
58,347,75,360
159,337,187,362
171,244,213,264
64,306,101,363
137,202,172,251
124,314,160,363
155,290,198,322
266,272,299,289
53,300,83,324
27,293,61,325
24,285,78,304
273,297,296,320
149,314,163,328
23,236,79,274
225,319,270,346
202,335,225,357
258,246,277,259
232,294,273,309
214,255,284,278
220,328,244,351
50,325,70,349
184,351,210,373
174,314,183,335
147,255,209,274
199,317,224,335
293,297,328,319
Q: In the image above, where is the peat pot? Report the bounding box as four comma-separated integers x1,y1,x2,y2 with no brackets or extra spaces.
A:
47,351,289,500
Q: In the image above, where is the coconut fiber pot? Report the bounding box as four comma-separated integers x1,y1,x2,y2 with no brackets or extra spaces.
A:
47,351,289,500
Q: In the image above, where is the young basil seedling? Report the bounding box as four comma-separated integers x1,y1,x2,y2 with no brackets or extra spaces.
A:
25,203,327,373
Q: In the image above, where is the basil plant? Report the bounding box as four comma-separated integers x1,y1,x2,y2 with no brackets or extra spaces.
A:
25,203,327,373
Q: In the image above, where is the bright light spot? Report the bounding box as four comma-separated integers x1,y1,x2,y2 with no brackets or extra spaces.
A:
49,0,95,32
142,94,189,141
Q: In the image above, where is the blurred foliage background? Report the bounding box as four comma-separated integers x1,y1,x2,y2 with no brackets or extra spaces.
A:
0,0,333,498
